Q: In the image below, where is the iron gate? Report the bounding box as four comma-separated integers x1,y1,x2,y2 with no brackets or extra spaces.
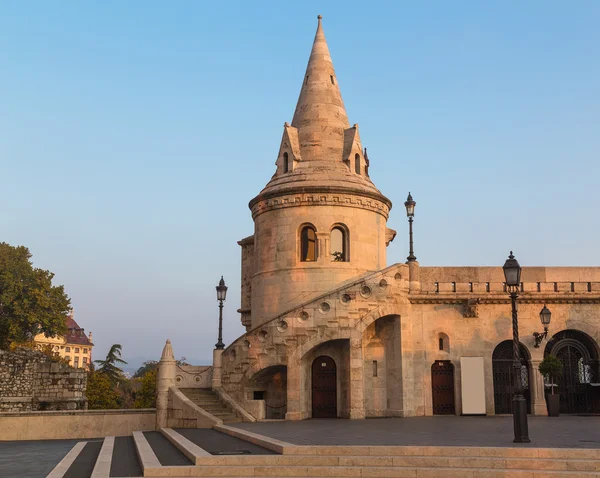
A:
492,341,531,414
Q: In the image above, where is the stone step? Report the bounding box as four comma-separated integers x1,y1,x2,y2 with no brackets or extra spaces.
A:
134,453,600,470
139,464,598,477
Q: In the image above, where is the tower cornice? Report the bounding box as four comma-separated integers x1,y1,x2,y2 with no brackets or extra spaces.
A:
249,185,392,220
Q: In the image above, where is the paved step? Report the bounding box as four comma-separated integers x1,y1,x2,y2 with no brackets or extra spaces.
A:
139,464,598,477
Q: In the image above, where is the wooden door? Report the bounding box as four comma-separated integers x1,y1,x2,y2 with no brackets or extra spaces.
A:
312,356,337,418
431,361,455,415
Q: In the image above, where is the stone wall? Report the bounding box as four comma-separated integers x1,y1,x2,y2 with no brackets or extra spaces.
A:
0,348,87,412
0,409,155,441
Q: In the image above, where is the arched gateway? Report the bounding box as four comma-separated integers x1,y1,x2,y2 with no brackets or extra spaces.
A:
492,340,531,414
545,330,600,414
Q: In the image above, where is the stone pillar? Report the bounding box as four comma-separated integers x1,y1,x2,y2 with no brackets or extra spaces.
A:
212,348,224,389
530,359,548,416
316,232,329,264
349,335,366,419
156,339,176,430
408,260,421,293
285,359,303,420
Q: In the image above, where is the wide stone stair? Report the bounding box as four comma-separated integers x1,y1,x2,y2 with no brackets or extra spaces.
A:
47,424,600,478
180,388,242,424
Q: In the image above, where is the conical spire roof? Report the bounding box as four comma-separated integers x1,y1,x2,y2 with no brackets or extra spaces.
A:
250,16,391,210
291,15,349,161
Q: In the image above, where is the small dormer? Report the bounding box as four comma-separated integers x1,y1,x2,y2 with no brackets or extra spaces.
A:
276,122,301,175
343,124,366,175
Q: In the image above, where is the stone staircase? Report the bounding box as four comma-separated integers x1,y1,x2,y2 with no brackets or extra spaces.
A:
47,425,600,478
180,388,242,424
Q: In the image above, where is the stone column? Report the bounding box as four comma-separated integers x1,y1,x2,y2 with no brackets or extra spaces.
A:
530,359,548,416
349,335,366,419
212,348,224,389
408,260,421,293
156,339,176,430
316,232,329,264
285,359,303,420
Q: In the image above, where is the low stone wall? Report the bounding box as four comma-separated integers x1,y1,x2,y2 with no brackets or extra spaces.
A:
0,409,156,440
0,348,87,411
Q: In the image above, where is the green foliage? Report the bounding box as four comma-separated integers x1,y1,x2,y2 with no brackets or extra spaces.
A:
95,344,127,384
331,251,344,262
133,360,158,378
134,368,157,408
0,242,70,350
539,354,563,394
86,371,120,409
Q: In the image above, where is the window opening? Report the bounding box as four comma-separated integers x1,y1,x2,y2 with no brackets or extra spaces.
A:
300,226,317,262
330,226,348,262
439,338,444,351
354,153,361,174
283,152,289,173
373,361,378,377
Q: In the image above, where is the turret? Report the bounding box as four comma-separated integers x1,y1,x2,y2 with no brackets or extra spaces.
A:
239,16,394,329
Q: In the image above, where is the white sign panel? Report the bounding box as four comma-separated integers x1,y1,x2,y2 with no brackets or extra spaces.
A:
460,356,486,415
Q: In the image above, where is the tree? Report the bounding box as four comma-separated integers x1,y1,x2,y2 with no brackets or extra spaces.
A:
134,368,157,408
133,356,189,378
0,242,71,349
86,370,120,409
539,354,563,395
133,360,158,378
95,344,128,384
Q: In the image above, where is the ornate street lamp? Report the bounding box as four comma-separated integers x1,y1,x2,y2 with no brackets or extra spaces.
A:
404,192,416,262
215,276,228,350
533,305,552,348
502,251,530,443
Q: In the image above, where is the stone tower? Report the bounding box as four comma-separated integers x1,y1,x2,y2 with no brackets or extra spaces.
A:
238,16,395,329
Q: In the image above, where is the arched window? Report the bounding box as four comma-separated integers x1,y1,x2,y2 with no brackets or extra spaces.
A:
330,226,348,262
438,333,450,353
355,153,361,174
300,225,317,262
283,152,289,173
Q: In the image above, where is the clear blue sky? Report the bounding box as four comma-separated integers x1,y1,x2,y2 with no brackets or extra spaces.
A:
1,2,598,368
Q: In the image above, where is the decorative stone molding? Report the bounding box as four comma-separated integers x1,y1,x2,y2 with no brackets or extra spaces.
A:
250,189,391,220
463,298,479,318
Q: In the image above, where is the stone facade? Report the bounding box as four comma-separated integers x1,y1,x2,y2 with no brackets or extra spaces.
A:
169,17,600,424
0,348,87,412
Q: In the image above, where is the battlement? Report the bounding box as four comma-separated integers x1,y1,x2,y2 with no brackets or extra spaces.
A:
419,266,600,295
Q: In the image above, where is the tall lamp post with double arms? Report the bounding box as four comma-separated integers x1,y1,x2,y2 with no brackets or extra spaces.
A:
215,276,228,350
502,252,530,443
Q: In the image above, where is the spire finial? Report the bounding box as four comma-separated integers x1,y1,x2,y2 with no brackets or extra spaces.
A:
318,14,322,20
291,15,350,162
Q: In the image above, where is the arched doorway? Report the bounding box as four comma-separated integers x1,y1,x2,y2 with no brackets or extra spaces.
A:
431,361,455,415
492,341,531,414
545,330,600,414
312,356,337,418
248,366,287,419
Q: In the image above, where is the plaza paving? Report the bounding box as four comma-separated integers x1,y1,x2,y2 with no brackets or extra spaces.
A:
232,416,600,448
0,438,84,478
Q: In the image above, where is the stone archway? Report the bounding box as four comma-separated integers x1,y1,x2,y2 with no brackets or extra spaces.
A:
492,340,531,414
248,365,288,419
362,314,402,417
545,330,600,414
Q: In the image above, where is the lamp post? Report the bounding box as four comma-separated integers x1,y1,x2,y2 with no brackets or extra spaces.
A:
215,276,228,350
502,251,530,443
404,192,416,262
533,305,552,348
